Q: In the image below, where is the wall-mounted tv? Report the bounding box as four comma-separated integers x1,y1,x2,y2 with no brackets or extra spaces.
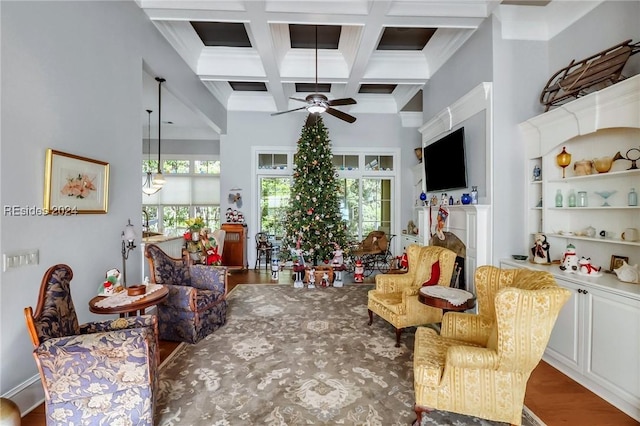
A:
423,127,467,192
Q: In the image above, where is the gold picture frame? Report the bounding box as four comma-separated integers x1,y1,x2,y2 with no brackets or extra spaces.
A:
44,149,109,214
610,255,629,272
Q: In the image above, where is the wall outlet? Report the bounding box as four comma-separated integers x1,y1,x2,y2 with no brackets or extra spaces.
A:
3,249,39,271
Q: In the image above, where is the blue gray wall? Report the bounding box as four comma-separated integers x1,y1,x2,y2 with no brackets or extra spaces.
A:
0,0,225,399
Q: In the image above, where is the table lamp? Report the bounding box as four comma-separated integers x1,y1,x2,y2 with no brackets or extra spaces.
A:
556,147,571,178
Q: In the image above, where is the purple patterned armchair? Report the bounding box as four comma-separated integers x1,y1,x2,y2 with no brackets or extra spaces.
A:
145,243,228,343
24,264,159,426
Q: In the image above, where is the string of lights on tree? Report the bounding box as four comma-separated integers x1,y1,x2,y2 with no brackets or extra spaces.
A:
280,115,349,264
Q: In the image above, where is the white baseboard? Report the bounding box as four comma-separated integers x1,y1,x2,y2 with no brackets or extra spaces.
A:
2,374,44,416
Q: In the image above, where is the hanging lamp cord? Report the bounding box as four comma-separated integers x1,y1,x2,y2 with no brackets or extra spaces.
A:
146,109,152,165
155,77,166,172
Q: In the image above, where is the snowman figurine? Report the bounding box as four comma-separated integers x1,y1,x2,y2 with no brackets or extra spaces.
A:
559,243,578,273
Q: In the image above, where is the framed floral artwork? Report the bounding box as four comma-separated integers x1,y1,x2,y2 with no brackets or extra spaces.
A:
44,149,109,214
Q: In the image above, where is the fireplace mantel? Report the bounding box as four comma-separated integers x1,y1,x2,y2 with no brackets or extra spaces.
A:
420,204,491,295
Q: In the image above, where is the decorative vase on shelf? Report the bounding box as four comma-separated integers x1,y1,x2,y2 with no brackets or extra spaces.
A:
568,189,576,207
555,189,563,207
461,193,472,205
629,188,638,206
471,186,478,204
556,147,571,178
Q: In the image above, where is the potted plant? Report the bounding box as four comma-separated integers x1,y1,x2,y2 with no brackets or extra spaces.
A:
185,217,205,241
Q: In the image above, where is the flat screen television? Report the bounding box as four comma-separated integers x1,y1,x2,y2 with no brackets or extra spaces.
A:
423,127,467,192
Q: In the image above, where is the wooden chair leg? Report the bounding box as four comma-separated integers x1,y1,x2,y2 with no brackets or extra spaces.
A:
414,404,433,426
395,328,402,347
367,309,373,326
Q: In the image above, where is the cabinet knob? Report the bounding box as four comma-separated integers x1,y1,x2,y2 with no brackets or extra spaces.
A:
583,289,588,294
578,289,584,294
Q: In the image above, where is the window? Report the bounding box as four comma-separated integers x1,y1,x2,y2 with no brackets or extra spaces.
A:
336,177,392,241
259,153,288,170
364,155,393,171
259,177,291,237
195,160,220,174
142,206,159,232
256,150,397,245
163,160,190,174
143,156,220,235
332,154,359,171
361,178,392,235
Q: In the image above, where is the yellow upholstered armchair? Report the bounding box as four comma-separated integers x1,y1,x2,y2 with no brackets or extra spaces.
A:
413,265,571,425
367,244,456,347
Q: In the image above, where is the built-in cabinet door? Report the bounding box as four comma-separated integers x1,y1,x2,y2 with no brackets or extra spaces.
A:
583,286,640,405
221,223,248,269
400,234,418,252
546,278,581,370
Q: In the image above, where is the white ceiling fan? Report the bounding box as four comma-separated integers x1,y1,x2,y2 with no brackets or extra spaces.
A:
271,25,357,126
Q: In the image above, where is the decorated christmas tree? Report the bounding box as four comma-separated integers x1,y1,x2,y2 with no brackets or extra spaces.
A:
280,115,349,265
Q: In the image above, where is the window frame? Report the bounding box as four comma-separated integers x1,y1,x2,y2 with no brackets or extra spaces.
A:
142,154,221,235
252,147,400,252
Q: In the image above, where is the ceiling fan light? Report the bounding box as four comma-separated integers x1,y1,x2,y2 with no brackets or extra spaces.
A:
307,104,326,114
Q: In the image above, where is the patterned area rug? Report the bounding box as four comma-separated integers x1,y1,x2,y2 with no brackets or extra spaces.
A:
156,284,544,426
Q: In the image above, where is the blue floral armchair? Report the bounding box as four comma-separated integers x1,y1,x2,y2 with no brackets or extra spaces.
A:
145,243,228,343
24,264,159,426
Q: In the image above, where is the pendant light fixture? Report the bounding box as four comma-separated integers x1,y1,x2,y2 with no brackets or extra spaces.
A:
142,109,161,195
152,77,166,188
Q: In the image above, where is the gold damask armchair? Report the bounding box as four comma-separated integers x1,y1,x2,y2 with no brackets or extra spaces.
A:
367,244,456,347
413,266,571,425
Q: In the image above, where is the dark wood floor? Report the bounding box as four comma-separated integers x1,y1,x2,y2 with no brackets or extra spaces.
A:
21,269,638,426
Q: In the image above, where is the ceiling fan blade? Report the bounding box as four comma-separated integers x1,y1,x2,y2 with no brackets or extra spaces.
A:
326,107,356,123
271,106,308,116
327,98,357,107
289,97,310,103
305,113,319,127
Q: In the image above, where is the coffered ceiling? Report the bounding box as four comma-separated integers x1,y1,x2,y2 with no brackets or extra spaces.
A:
137,0,600,135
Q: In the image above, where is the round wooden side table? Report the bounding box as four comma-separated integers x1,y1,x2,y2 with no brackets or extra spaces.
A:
418,287,476,313
89,285,168,317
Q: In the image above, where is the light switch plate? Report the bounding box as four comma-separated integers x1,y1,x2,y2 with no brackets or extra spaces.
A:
3,249,39,271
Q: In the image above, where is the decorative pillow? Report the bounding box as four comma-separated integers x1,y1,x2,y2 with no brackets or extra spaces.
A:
421,261,440,286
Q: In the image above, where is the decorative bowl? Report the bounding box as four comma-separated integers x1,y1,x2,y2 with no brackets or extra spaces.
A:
512,255,528,261
127,285,146,296
593,156,613,173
